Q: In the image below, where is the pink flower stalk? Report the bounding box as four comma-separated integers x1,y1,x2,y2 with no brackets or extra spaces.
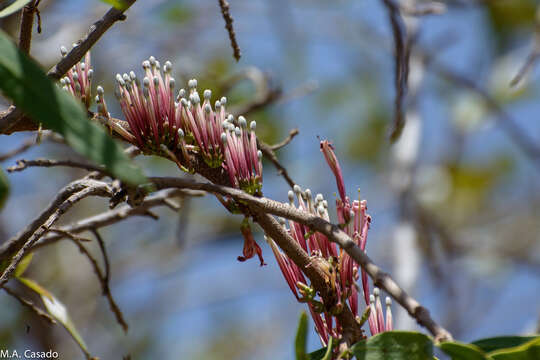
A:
59,45,93,109
266,142,393,347
220,116,263,196
368,288,393,335
95,56,263,194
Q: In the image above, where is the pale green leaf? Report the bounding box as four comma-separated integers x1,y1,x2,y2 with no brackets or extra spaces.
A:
0,0,31,18
14,253,33,277
295,311,309,360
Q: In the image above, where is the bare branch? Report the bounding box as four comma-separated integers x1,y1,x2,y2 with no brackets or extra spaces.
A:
7,158,107,175
380,0,410,143
0,180,113,287
149,177,454,342
258,140,297,189
65,229,128,332
218,0,241,61
3,286,56,325
0,131,64,163
0,1,138,135
270,128,299,151
34,188,204,249
18,0,40,54
400,1,446,16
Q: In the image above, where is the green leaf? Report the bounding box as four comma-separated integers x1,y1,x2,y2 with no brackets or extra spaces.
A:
17,277,53,300
489,336,540,360
41,292,90,357
14,253,33,277
307,348,327,360
295,311,309,360
0,168,8,209
350,331,434,360
321,337,334,360
18,276,90,357
472,336,538,353
438,341,488,360
0,0,32,18
99,0,130,10
0,29,146,186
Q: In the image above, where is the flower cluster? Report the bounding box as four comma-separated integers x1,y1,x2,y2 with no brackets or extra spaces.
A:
266,141,392,346
94,56,262,195
59,45,93,109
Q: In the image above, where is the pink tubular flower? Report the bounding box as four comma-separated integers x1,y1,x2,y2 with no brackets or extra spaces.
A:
94,56,263,195
59,45,93,109
266,142,393,347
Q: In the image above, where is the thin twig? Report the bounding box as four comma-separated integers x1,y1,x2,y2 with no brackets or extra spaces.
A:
0,180,113,287
380,0,409,143
18,0,39,54
0,0,138,135
65,229,129,332
258,140,297,189
7,158,107,175
3,286,56,324
34,188,203,249
149,176,454,342
218,0,241,61
270,128,299,151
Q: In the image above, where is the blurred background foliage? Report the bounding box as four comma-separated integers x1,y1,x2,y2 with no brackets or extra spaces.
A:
0,0,539,359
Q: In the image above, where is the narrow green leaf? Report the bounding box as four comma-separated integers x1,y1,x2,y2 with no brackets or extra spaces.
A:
14,253,33,277
41,292,90,357
99,0,130,10
18,276,91,357
308,348,327,360
472,336,538,353
489,336,540,360
350,331,434,360
0,29,146,185
438,341,488,360
17,277,53,300
321,337,334,360
0,0,31,18
295,311,309,360
0,168,8,209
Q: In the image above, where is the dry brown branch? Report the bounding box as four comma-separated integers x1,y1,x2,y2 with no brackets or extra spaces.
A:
270,128,299,151
0,0,137,135
18,0,40,54
258,140,297,189
0,131,64,162
34,188,204,249
218,0,241,61
3,285,56,324
381,0,410,142
65,229,128,332
0,180,113,287
7,158,107,174
149,176,454,342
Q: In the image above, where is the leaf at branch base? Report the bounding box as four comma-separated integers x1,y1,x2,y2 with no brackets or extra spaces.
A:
438,341,487,360
0,168,8,209
0,0,32,18
0,29,146,186
18,276,90,357
489,336,540,360
17,277,53,300
350,331,434,360
14,253,33,277
295,311,309,360
472,336,538,353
